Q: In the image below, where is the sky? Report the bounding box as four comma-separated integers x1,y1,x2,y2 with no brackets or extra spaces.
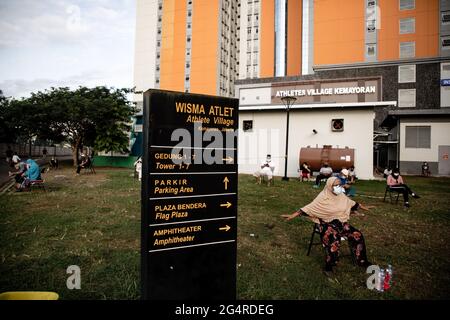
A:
0,0,136,99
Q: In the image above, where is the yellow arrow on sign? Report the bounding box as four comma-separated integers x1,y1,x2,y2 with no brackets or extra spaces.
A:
220,202,232,208
219,225,231,232
223,177,229,190
222,156,234,163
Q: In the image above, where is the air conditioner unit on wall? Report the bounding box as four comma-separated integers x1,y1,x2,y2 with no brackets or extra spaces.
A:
331,119,344,132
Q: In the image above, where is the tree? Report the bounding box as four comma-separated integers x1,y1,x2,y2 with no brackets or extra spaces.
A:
0,92,45,154
30,86,137,165
0,90,12,143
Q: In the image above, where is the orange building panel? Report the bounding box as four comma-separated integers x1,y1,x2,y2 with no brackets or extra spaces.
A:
287,0,302,76
160,0,187,92
190,0,220,95
378,0,439,61
314,0,365,66
260,0,275,78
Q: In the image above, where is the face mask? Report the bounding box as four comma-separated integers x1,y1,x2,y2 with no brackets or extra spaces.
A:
332,185,345,195
393,173,399,177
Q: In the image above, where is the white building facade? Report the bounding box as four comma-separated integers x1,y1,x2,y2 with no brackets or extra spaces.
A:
235,77,396,180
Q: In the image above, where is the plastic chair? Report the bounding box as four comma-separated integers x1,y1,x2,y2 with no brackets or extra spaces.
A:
383,185,400,204
306,223,356,265
260,174,274,186
30,179,46,192
84,158,96,174
0,291,59,300
30,167,47,192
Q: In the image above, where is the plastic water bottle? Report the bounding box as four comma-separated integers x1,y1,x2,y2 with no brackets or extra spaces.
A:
378,269,385,292
385,265,393,290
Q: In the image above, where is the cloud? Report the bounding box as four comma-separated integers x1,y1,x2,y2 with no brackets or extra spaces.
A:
0,65,133,99
0,0,136,99
0,1,134,48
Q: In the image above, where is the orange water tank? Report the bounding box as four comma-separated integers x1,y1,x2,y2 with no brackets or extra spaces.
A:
299,145,355,172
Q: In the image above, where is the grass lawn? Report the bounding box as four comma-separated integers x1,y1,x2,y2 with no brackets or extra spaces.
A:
0,165,449,300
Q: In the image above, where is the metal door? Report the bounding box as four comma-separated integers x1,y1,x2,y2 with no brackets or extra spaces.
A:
438,145,450,175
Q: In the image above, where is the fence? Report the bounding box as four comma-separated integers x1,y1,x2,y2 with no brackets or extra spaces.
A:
0,143,72,159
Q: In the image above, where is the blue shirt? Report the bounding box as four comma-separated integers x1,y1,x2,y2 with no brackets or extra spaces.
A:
25,159,41,180
338,176,348,186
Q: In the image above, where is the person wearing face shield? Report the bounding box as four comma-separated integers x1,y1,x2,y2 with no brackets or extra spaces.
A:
387,168,420,208
254,154,275,186
282,177,374,273
421,162,430,176
338,168,355,197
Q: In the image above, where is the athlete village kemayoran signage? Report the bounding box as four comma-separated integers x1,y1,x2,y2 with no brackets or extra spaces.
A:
271,77,382,105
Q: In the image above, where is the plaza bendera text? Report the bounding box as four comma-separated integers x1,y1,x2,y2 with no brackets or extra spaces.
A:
175,101,235,127
154,202,207,221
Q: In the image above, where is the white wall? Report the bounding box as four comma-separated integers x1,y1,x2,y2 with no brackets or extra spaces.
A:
238,108,375,179
400,121,450,162
133,0,158,100
239,86,272,105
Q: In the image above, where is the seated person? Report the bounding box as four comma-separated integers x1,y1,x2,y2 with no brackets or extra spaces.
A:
421,162,430,176
24,158,41,182
49,157,59,170
348,165,357,183
300,162,312,182
282,177,374,273
387,168,420,208
9,160,28,191
76,153,91,175
338,168,355,197
9,158,41,191
383,167,392,179
313,162,333,188
253,154,275,186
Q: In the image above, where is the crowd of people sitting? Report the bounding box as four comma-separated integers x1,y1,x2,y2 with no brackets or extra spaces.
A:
7,155,41,192
4,146,97,192
306,162,358,197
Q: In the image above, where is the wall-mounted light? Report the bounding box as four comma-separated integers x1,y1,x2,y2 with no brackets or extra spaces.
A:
312,129,318,134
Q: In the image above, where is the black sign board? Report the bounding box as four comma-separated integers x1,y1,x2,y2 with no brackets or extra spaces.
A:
142,90,238,300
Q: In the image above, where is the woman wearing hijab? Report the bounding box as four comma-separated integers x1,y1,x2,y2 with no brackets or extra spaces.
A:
387,168,420,208
282,177,373,272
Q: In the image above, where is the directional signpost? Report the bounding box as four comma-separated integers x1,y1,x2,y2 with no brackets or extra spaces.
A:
141,90,238,300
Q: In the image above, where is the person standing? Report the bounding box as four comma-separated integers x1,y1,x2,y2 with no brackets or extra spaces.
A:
134,157,142,181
